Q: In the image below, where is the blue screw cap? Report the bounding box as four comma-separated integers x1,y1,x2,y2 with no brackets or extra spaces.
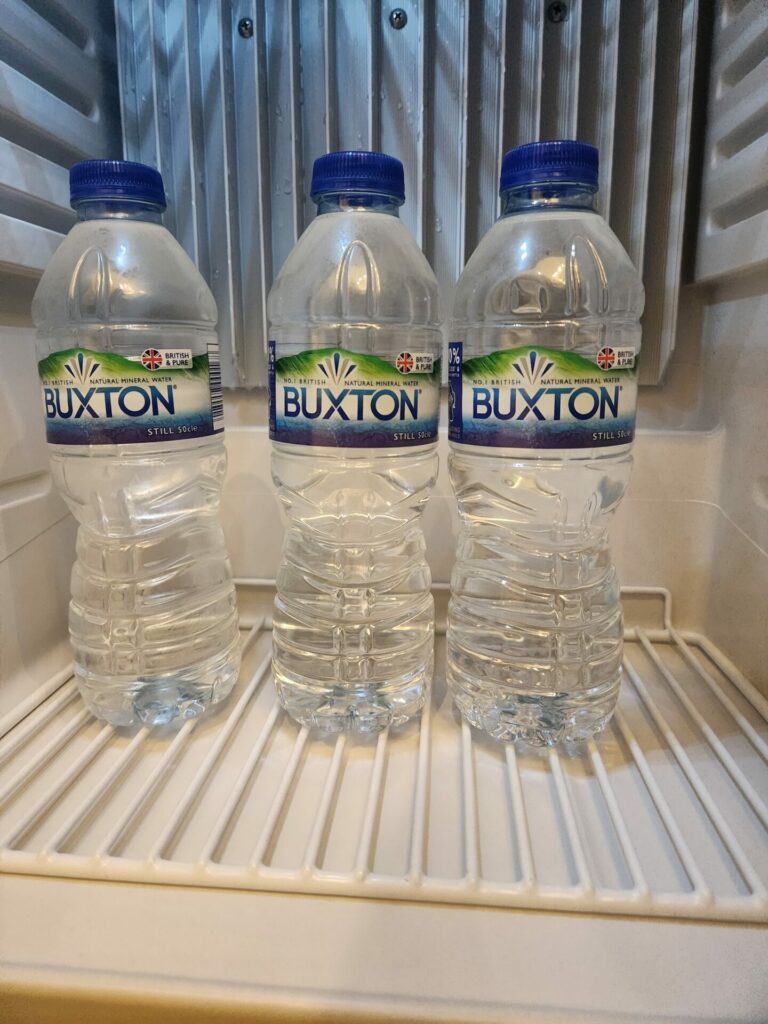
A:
500,140,599,193
70,159,167,209
310,151,405,204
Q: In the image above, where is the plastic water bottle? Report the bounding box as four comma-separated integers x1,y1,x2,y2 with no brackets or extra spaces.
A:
32,160,240,726
447,141,644,745
268,151,441,731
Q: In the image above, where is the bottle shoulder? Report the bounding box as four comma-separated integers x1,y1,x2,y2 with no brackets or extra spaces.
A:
32,219,217,329
268,212,441,327
454,211,645,324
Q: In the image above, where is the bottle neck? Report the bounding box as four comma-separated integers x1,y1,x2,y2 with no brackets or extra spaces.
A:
500,183,597,216
74,200,164,223
315,193,401,216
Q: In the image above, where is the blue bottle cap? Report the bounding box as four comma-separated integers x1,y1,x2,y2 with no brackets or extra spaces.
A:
69,160,167,209
500,140,599,193
310,151,405,204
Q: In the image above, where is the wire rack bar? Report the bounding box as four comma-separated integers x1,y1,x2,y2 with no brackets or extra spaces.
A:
250,726,309,868
461,718,480,885
548,749,593,893
408,678,433,883
586,740,649,896
199,703,282,865
354,729,389,880
504,743,535,887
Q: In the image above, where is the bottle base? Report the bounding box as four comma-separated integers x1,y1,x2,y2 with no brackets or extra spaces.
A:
74,637,242,727
273,666,429,734
450,673,621,746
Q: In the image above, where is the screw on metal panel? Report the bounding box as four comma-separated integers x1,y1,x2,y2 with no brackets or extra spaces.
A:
238,17,254,39
389,8,408,29
547,2,568,23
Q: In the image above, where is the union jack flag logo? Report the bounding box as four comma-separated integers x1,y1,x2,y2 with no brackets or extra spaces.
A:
597,347,616,369
395,352,414,374
141,348,164,370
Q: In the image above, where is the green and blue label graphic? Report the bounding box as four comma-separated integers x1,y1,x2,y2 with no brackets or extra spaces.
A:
449,342,637,451
39,346,224,445
269,343,440,448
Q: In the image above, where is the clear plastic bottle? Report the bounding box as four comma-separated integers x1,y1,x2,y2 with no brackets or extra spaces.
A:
32,160,240,726
268,151,441,731
447,141,644,745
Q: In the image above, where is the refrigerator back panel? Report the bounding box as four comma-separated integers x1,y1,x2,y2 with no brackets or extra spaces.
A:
115,0,700,387
0,1,121,318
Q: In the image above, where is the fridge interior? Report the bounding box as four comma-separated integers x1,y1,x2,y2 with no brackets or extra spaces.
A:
1,2,767,1021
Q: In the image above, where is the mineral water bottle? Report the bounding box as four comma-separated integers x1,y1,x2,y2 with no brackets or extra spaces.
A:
447,141,644,744
268,151,441,731
32,160,240,726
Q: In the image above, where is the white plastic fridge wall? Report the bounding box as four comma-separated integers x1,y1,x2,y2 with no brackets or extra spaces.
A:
1,280,768,1022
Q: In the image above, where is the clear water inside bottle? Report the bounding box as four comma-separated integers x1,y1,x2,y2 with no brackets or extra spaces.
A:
268,198,441,731
33,203,240,726
448,193,644,745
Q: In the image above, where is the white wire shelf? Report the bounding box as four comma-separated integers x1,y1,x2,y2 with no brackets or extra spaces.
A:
0,587,766,923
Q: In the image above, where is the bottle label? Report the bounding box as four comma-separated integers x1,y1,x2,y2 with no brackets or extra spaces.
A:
38,345,224,445
268,342,440,448
448,342,637,451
